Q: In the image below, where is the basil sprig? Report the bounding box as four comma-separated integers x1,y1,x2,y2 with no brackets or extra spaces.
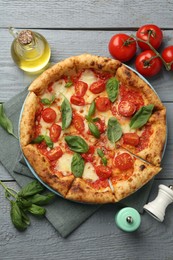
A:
85,101,101,139
107,117,122,143
32,134,53,149
106,77,119,102
97,148,107,166
65,135,89,153
0,103,18,139
61,97,72,130
41,94,55,105
130,104,154,129
0,180,55,231
71,153,85,177
64,82,73,88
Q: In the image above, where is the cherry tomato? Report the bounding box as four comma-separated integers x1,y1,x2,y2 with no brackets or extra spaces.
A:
74,81,88,97
71,71,83,83
70,95,85,106
50,124,61,142
162,46,173,71
95,165,112,180
73,113,85,133
123,133,140,146
114,153,134,171
135,50,162,77
95,97,111,112
121,92,144,111
89,80,105,94
46,147,63,161
42,108,56,123
94,118,105,133
81,146,95,162
118,100,136,117
93,70,112,81
136,24,163,50
108,34,137,62
47,82,54,92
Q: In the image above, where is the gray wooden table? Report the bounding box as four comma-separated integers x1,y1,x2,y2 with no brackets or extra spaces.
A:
0,1,173,259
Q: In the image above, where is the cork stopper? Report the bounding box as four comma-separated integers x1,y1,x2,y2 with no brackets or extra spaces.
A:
18,30,33,45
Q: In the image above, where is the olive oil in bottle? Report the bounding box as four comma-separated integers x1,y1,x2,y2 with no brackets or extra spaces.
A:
9,27,51,73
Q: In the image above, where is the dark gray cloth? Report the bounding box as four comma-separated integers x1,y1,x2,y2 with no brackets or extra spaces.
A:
0,88,153,237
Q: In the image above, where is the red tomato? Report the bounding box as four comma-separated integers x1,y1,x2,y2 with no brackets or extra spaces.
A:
95,165,112,180
81,146,95,162
108,34,137,62
136,24,163,50
47,82,54,92
121,92,144,111
114,153,134,171
42,108,56,123
93,70,112,81
123,133,140,146
95,97,111,112
46,147,63,161
118,100,136,117
135,50,162,77
73,113,85,133
74,81,88,97
71,71,83,83
70,95,85,106
50,124,61,142
89,80,105,94
162,46,173,71
94,118,105,133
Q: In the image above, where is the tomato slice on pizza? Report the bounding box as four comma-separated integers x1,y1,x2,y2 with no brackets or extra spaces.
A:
20,54,166,204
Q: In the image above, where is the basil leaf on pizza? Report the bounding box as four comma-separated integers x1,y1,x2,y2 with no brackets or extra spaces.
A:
106,77,119,102
61,97,72,130
41,94,55,105
97,148,107,166
71,153,85,177
88,122,100,138
130,104,154,129
107,117,122,143
65,135,89,153
88,101,96,118
32,135,53,149
64,82,73,88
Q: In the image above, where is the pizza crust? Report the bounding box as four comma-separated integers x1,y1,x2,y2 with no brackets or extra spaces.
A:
115,65,165,110
22,144,74,197
112,159,161,201
66,178,116,204
20,92,38,147
28,54,122,95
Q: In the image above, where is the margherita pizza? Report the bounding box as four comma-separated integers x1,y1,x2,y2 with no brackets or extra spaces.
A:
20,54,166,204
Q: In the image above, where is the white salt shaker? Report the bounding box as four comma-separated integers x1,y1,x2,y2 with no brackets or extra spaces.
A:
144,184,173,222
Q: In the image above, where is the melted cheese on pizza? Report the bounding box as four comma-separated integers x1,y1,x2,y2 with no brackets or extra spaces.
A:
82,162,99,181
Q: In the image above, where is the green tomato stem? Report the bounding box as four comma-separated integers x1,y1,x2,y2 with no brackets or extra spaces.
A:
131,34,172,71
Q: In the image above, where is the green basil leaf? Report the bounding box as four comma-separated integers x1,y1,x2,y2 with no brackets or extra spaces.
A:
44,135,53,149
16,198,32,209
18,180,45,198
130,104,154,129
97,148,107,166
65,82,73,88
92,117,100,122
107,117,122,143
41,94,55,105
61,97,72,130
106,77,119,102
71,153,85,177
88,101,96,118
27,204,46,217
32,135,44,144
28,193,55,206
65,135,89,153
10,201,27,231
20,209,30,226
97,148,104,157
0,103,17,138
88,122,100,138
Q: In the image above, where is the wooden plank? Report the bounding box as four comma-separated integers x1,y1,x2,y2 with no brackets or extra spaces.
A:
0,180,173,260
1,0,173,29
0,29,173,102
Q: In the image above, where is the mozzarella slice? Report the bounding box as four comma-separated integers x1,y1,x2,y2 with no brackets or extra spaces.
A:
55,153,73,176
82,162,99,181
79,69,97,86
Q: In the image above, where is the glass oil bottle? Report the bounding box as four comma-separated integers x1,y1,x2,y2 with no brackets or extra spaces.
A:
9,27,51,73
